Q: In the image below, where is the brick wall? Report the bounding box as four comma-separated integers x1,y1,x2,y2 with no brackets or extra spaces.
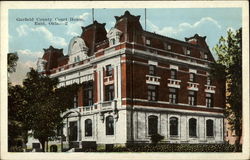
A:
121,53,225,110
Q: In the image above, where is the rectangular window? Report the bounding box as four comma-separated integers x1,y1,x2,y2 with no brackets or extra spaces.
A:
204,53,208,60
146,39,151,45
187,49,191,55
83,82,93,106
148,85,157,101
106,65,113,76
105,85,114,101
169,88,178,104
73,94,78,108
69,121,77,141
164,42,171,50
188,91,197,106
206,93,213,108
170,69,177,79
110,38,116,45
207,77,212,85
189,73,196,82
149,65,156,75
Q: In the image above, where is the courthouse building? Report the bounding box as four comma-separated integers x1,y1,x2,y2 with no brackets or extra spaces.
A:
34,11,225,150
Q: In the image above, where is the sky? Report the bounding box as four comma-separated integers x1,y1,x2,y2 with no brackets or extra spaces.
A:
8,8,242,85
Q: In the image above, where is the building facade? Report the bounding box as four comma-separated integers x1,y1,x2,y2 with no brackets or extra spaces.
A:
34,11,225,150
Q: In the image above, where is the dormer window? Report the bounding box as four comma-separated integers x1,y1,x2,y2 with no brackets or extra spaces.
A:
204,53,208,60
164,42,171,50
107,28,122,47
68,37,88,64
146,39,151,45
110,38,116,46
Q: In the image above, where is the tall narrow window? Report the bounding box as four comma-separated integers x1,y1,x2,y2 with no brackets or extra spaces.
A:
110,38,116,46
206,120,214,137
83,82,93,106
187,49,191,55
207,77,212,85
106,116,114,135
85,119,92,137
189,118,197,137
146,39,151,45
206,93,213,108
105,85,114,101
204,53,208,60
189,73,196,82
149,65,156,75
170,117,178,136
148,85,157,101
170,69,177,79
73,94,78,108
69,121,77,141
169,88,178,104
188,91,197,106
106,65,113,76
148,115,158,135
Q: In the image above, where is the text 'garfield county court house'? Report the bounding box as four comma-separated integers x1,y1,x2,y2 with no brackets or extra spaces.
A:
31,11,225,150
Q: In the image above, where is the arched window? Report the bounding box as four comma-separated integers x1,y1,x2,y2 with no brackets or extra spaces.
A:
206,120,214,137
148,115,158,135
189,118,197,137
170,117,178,136
106,116,114,135
85,119,92,137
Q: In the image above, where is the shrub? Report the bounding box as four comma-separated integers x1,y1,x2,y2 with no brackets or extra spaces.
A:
150,134,164,145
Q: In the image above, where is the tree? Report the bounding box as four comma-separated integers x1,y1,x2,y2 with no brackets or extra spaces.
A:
21,68,80,152
7,52,27,151
211,28,242,151
8,52,19,73
8,85,29,151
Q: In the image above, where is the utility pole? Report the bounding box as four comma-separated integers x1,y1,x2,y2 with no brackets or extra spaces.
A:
92,8,94,23
145,8,147,31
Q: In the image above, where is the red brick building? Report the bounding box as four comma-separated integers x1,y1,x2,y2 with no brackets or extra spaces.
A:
35,11,225,150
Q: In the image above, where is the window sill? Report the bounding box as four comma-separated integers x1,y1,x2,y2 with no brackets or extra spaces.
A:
189,136,198,138
169,136,179,139
106,135,115,137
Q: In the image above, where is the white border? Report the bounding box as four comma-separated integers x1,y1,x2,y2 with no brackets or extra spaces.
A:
0,1,249,160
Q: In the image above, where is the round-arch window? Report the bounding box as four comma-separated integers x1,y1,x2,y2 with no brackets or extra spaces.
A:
148,115,158,135
206,120,214,137
189,118,197,137
85,119,92,137
170,117,178,136
106,116,114,135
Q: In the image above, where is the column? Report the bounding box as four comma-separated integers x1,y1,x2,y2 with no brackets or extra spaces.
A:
100,68,104,102
198,116,205,142
78,116,82,148
114,64,118,99
180,115,187,142
66,118,69,142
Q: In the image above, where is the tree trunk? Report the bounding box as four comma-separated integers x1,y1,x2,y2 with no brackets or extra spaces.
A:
46,141,49,152
39,139,45,152
234,128,242,152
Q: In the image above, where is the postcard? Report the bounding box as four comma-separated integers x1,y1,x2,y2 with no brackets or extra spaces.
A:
1,1,249,160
